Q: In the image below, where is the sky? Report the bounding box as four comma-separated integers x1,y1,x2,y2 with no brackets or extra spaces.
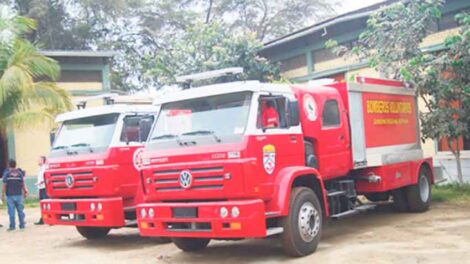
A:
338,0,385,14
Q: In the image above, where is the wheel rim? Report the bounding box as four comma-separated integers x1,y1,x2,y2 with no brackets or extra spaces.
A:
419,174,430,202
297,201,320,243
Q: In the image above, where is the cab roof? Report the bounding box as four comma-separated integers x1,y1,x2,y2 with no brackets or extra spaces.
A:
153,81,293,105
55,104,157,123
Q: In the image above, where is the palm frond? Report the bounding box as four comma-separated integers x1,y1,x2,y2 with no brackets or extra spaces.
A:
6,108,55,128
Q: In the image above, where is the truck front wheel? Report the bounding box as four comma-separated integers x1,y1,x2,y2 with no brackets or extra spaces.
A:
281,187,322,257
406,167,432,212
76,227,111,239
172,238,210,252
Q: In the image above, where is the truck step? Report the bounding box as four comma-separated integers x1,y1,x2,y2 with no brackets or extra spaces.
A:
125,220,138,227
327,190,346,197
330,204,376,219
266,227,284,236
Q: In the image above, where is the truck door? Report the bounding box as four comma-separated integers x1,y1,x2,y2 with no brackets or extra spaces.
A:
318,98,351,178
253,94,303,195
117,115,155,199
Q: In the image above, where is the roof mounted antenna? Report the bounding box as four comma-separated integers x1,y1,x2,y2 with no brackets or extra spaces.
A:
73,93,118,109
175,67,244,89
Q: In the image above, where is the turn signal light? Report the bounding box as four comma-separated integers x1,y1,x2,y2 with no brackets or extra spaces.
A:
230,222,242,230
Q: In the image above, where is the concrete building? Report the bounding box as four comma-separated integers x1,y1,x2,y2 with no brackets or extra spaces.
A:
259,0,470,183
0,50,114,179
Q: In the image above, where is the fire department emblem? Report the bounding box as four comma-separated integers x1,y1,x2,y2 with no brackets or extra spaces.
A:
65,174,75,188
303,94,318,121
179,170,193,189
133,147,145,170
263,144,276,175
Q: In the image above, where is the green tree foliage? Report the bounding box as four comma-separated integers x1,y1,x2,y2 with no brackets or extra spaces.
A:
326,0,469,183
7,0,337,91
0,6,72,129
148,22,279,86
420,13,470,183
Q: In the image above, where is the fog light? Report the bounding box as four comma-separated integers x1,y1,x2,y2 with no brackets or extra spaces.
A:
97,203,103,211
231,207,240,218
140,208,147,218
148,208,155,218
90,203,96,211
220,207,228,218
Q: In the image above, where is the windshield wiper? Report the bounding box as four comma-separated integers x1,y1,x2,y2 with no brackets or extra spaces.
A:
182,130,221,143
51,145,68,151
70,143,94,153
151,134,183,145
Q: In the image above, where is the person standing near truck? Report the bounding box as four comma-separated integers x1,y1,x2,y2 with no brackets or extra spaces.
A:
35,156,47,225
2,159,28,231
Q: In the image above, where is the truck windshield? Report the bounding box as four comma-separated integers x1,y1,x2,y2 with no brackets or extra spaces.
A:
148,91,252,149
50,113,119,157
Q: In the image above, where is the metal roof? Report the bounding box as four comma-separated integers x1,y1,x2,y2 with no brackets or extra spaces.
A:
40,50,116,58
261,0,397,51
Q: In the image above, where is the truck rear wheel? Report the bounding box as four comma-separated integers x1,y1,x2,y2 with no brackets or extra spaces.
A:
406,167,432,212
172,238,210,252
281,187,322,257
392,188,409,212
76,227,111,239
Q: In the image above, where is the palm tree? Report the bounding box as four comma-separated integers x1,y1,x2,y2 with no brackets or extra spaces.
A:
0,7,72,128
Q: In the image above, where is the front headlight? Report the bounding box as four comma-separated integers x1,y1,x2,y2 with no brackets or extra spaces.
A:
231,207,240,218
97,203,103,211
90,203,96,211
47,204,51,210
140,208,147,218
148,208,155,218
220,207,228,218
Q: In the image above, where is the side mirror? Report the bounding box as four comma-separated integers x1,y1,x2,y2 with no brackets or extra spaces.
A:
287,100,300,127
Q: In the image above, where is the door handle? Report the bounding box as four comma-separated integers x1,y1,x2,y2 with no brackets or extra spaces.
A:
339,135,345,141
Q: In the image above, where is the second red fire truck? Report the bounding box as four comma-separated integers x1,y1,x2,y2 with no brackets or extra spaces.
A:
41,98,157,239
136,69,434,257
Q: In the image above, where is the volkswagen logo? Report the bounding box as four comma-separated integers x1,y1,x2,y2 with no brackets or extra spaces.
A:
179,170,193,189
65,174,75,188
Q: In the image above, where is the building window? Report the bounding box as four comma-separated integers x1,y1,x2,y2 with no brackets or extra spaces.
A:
313,48,338,63
322,99,340,127
280,55,307,73
438,121,470,152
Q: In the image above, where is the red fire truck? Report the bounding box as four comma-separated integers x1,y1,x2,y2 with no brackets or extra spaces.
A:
136,70,434,256
41,98,157,239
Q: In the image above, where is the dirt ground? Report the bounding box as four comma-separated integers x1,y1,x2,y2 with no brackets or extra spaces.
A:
1,202,470,264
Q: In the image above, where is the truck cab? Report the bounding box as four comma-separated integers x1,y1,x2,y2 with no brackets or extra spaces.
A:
137,76,433,256
41,104,157,239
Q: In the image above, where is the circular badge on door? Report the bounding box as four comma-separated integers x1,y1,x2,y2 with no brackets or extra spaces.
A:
133,147,145,171
303,94,318,121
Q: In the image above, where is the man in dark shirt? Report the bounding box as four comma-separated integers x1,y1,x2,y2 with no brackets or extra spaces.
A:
2,159,28,231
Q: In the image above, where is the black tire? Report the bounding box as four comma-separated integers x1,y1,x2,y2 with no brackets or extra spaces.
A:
392,188,409,212
172,238,210,252
406,166,432,212
281,187,322,257
365,192,390,202
76,226,111,239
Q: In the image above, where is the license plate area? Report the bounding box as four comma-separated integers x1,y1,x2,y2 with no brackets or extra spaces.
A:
172,207,198,218
61,202,77,211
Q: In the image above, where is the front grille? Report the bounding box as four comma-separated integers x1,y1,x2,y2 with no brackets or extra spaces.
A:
50,171,94,190
153,166,224,192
